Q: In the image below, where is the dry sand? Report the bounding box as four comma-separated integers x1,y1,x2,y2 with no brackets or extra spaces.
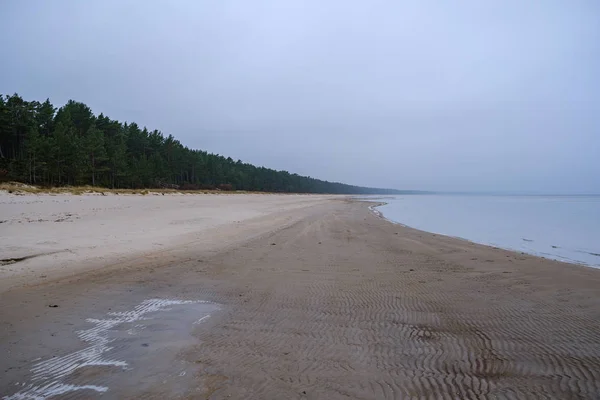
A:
0,192,334,292
1,193,600,399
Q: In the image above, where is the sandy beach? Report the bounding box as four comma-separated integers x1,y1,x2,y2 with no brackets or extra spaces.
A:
0,192,335,293
1,193,600,399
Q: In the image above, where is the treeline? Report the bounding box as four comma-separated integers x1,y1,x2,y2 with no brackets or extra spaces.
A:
0,94,400,194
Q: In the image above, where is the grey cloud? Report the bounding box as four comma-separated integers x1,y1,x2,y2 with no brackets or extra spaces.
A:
1,0,598,193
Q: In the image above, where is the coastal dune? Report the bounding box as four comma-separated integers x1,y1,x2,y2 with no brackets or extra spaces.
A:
1,194,600,398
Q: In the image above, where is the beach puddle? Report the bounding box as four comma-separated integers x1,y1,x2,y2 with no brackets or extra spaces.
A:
4,299,220,400
368,205,383,218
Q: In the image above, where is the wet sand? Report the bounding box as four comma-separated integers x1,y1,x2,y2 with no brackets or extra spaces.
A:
1,196,600,399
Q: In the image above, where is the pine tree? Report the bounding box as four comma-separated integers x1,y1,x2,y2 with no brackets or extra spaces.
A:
84,126,109,186
0,94,402,194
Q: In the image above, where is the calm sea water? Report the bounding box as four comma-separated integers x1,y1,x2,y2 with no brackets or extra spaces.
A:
374,195,600,268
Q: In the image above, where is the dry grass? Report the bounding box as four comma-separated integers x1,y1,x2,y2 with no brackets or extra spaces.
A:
0,182,258,196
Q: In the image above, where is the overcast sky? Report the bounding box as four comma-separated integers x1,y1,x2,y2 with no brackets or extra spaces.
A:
1,1,599,193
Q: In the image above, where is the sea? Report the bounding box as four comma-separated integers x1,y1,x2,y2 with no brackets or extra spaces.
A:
370,194,600,268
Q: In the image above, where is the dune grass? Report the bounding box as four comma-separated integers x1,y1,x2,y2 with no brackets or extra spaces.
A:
0,182,258,196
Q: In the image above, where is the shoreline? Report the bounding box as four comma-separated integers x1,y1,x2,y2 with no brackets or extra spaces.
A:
2,196,600,398
367,200,599,270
